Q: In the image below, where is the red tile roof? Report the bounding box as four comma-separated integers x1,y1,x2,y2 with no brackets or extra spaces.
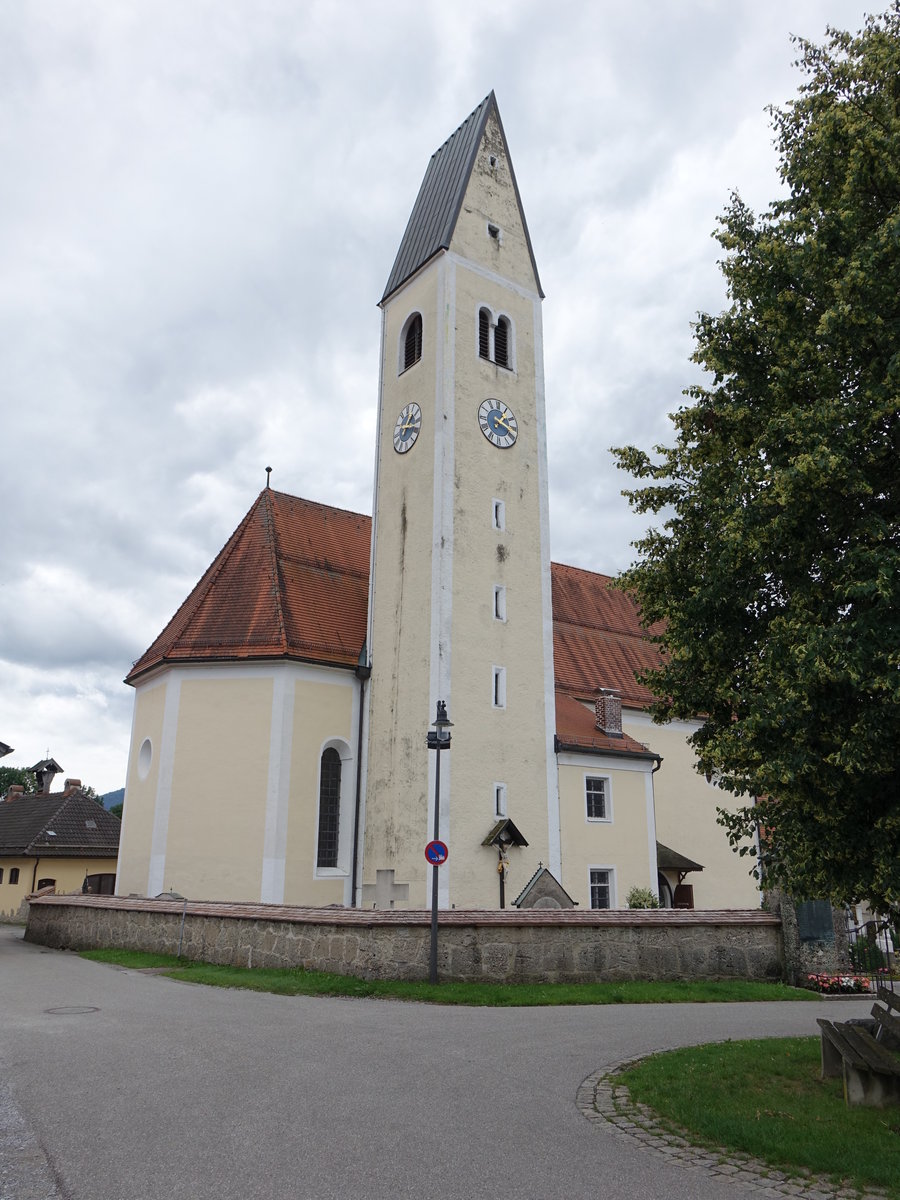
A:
127,490,371,682
128,493,664,743
554,692,656,758
551,562,662,706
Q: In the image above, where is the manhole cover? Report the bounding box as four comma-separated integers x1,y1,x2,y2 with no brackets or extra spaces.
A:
43,1006,100,1015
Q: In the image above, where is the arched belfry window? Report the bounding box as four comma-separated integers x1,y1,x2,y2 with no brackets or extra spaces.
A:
316,748,341,868
400,312,423,373
477,306,514,370
494,317,509,368
478,308,491,360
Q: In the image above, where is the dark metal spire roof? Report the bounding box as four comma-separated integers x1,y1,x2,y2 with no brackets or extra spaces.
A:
382,92,543,302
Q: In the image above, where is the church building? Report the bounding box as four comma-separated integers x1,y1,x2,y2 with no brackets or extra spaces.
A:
116,95,760,913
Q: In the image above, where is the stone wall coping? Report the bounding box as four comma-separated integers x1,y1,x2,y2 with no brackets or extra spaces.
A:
27,893,779,928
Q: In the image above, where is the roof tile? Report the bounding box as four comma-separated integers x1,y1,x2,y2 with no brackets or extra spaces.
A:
128,495,666,729
0,790,120,857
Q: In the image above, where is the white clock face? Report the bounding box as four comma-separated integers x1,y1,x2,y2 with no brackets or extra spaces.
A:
478,399,518,449
393,403,422,453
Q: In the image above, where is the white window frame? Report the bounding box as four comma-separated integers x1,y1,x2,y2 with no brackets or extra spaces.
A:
494,782,507,818
585,774,612,823
588,866,616,910
492,498,505,531
493,584,507,622
313,738,353,878
492,665,507,710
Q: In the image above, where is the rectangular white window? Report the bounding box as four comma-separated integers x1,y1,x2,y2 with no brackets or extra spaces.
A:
585,776,611,822
590,868,614,910
492,666,506,709
494,783,507,818
492,499,505,531
493,585,506,621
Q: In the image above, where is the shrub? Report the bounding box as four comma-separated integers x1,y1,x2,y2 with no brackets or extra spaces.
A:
626,886,659,909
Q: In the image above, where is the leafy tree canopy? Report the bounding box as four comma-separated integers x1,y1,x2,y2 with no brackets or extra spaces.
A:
613,8,900,911
0,767,36,796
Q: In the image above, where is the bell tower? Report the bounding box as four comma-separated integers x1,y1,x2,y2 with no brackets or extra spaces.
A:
362,93,559,909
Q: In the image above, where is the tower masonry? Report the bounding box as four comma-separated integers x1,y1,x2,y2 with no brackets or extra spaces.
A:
363,93,559,909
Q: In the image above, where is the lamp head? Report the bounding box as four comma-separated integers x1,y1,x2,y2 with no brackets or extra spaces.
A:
432,700,454,741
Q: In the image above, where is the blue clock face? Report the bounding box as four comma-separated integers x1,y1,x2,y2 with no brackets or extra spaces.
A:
478,399,517,448
393,403,422,453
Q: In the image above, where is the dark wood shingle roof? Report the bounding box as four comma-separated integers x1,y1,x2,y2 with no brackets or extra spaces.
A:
0,790,120,857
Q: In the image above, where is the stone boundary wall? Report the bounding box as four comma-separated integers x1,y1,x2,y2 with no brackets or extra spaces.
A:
25,895,784,983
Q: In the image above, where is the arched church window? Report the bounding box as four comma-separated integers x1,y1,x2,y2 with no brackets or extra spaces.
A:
401,313,423,373
316,748,341,868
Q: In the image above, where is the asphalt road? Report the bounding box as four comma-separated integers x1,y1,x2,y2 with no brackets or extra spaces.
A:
0,925,867,1200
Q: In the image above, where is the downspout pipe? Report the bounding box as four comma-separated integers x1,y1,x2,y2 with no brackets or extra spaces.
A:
350,642,371,908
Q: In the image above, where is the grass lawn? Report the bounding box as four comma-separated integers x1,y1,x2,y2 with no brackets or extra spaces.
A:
619,1037,900,1198
78,948,817,1006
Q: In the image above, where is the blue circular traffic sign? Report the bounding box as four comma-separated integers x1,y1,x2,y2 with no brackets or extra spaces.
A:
425,839,449,866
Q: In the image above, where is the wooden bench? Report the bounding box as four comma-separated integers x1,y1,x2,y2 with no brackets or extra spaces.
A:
818,987,900,1107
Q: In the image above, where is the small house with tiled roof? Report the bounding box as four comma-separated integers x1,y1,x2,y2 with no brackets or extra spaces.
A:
0,779,120,918
117,95,758,913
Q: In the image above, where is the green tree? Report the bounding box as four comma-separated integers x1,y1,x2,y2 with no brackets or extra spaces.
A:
613,9,900,911
0,767,36,796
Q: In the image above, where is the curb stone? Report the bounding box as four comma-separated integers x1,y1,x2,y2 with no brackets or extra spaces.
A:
577,1057,891,1200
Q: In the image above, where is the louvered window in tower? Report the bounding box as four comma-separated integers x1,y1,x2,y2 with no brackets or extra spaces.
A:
403,314,423,371
494,317,509,368
478,308,491,360
316,748,341,868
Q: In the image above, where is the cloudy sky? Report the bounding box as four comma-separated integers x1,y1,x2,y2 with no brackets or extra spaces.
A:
1,0,876,793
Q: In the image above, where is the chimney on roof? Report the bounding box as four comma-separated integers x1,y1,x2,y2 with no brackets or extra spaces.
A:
4,784,24,802
63,778,82,792
595,688,623,738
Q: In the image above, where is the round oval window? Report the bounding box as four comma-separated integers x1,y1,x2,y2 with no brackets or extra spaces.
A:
137,737,153,781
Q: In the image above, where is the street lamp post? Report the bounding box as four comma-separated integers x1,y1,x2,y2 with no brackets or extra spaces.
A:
426,700,452,984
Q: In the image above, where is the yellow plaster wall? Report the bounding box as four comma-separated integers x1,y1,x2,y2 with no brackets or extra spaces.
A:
116,678,167,896
623,714,761,909
163,676,273,901
283,675,355,906
367,113,551,909
446,260,550,906
0,856,117,919
558,762,653,908
366,273,439,900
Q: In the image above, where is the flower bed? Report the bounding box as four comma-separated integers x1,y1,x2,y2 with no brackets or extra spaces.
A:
807,972,872,994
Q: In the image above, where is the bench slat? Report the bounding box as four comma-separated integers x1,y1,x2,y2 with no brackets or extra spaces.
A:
871,1004,900,1049
838,1023,900,1077
818,1019,869,1071
876,986,900,1015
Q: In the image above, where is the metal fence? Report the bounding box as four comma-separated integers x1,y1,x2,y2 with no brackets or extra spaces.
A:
847,916,897,994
